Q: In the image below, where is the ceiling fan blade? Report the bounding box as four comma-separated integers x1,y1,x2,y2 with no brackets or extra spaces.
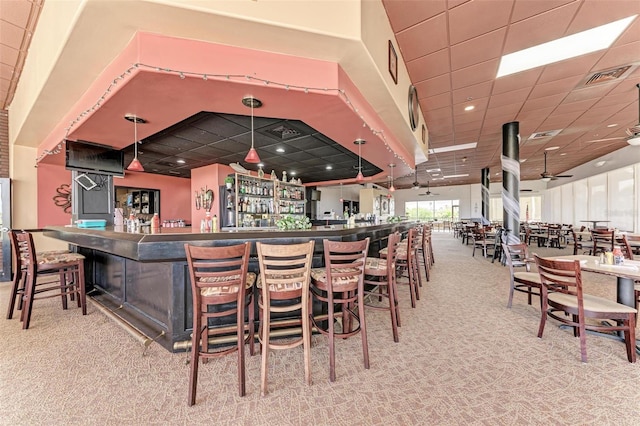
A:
555,174,573,178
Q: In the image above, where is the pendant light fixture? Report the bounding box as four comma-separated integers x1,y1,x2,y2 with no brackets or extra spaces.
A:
125,114,146,172
242,96,263,164
354,139,366,182
389,163,396,192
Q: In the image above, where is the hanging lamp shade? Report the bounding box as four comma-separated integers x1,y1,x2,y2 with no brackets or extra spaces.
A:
354,138,365,182
244,147,260,163
242,96,262,164
125,114,146,172
127,156,144,172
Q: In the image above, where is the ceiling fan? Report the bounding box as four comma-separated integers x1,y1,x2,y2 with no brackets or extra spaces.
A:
411,167,429,190
540,151,573,181
585,83,640,145
419,181,439,196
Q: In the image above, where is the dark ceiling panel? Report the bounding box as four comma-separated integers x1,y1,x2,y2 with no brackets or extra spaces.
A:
122,111,382,181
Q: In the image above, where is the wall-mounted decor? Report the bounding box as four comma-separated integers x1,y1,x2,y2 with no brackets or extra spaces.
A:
53,183,72,213
408,84,419,131
388,40,398,85
380,195,389,215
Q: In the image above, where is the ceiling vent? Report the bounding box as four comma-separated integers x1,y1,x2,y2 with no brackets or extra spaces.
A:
528,129,562,141
584,65,632,86
262,123,307,141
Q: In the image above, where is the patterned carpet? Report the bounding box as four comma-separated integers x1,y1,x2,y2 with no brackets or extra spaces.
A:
1,232,639,425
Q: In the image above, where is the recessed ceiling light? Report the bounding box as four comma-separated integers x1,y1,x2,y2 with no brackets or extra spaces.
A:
443,174,469,179
176,159,186,164
276,147,285,153
431,173,440,176
464,105,475,111
607,123,619,128
520,159,527,163
258,162,264,167
545,146,560,151
326,165,333,170
428,142,477,154
290,171,296,176
595,160,606,167
497,15,636,77
426,168,441,173
559,153,567,156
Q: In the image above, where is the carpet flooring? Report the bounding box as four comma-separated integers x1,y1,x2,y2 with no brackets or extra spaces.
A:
1,232,639,425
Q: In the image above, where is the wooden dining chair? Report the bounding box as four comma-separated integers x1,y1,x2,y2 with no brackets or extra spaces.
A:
502,243,541,309
591,228,615,255
534,255,636,363
310,238,370,382
184,242,255,405
8,230,87,329
255,240,315,396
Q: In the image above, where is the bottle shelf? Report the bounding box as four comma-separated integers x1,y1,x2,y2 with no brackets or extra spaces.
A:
230,173,306,228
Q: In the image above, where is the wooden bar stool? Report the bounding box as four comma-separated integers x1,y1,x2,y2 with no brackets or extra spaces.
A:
364,231,400,342
381,228,419,307
255,241,315,396
8,230,87,330
184,242,255,405
310,238,370,382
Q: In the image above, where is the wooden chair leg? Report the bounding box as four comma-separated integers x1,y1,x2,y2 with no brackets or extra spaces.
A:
357,287,370,370
260,299,270,396
188,321,201,406
6,270,23,320
328,297,336,382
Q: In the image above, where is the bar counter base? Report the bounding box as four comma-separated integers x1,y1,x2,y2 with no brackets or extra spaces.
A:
45,223,414,352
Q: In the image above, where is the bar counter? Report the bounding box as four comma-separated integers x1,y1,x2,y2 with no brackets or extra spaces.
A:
44,222,414,352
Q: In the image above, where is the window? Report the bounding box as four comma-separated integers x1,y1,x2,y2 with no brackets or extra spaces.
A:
405,200,459,221
489,195,542,222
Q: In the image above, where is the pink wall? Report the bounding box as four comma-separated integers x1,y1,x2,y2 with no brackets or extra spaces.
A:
37,164,74,227
37,165,192,227
190,163,235,228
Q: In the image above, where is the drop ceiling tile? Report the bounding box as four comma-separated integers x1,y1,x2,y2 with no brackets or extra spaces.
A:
451,59,499,90
450,28,506,71
382,0,446,32
0,20,24,47
452,81,492,105
529,75,583,99
415,74,451,98
448,0,513,45
422,92,451,111
592,40,640,71
538,52,602,83
395,13,448,61
503,2,579,54
492,68,541,95
406,48,450,82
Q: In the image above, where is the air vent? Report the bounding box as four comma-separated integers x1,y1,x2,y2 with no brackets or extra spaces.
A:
265,125,302,140
528,129,562,140
584,65,632,86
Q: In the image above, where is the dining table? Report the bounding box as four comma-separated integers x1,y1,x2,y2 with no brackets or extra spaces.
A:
546,254,639,352
580,220,611,229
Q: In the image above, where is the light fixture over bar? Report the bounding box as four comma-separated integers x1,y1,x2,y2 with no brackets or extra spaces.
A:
242,96,263,164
